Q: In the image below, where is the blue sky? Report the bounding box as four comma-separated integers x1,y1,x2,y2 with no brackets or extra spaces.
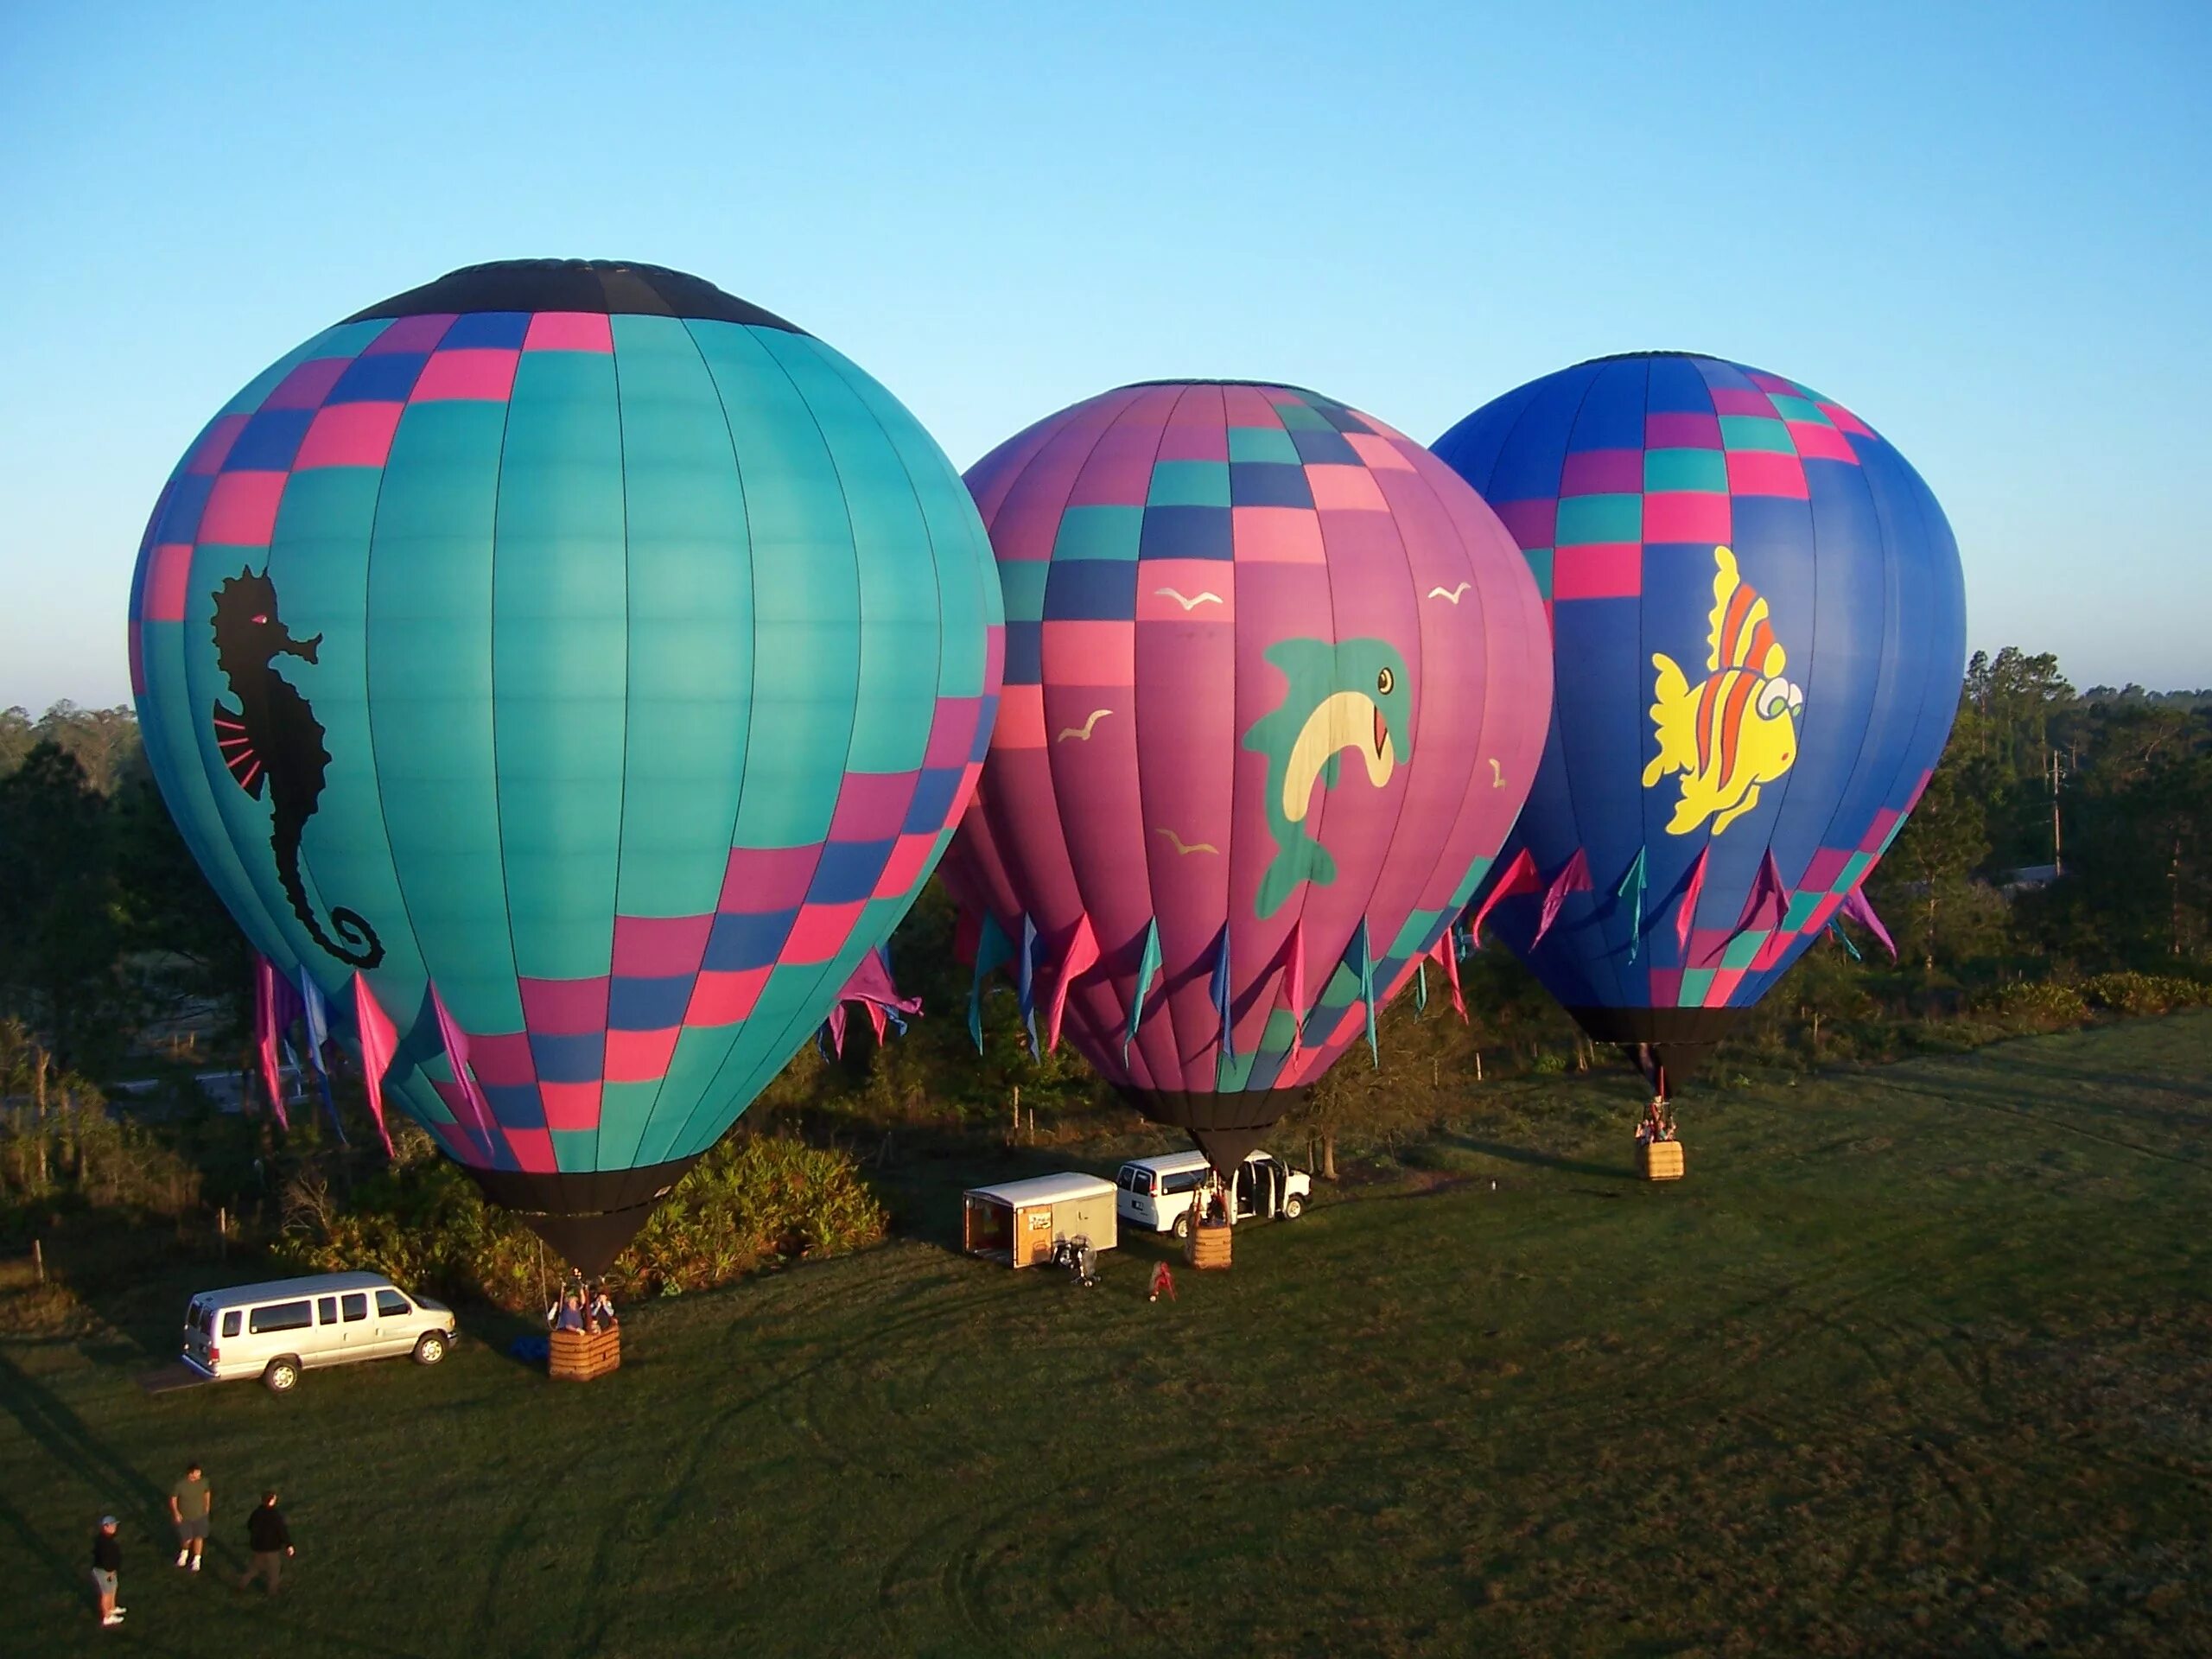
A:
3,1,2206,712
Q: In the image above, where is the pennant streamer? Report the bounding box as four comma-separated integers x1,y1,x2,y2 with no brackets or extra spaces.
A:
1209,928,1235,1062
251,956,302,1128
967,911,1014,1054
1468,848,1540,947
1617,848,1648,963
1353,919,1379,1065
1122,918,1162,1060
1675,846,1710,953
1732,850,1790,938
1841,886,1897,960
428,982,497,1160
1427,929,1466,1020
1017,913,1040,1059
350,974,397,1156
1530,849,1592,950
1828,918,1864,961
1045,914,1101,1053
1284,919,1308,1058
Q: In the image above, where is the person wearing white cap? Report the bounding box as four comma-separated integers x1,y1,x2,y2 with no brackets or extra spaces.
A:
91,1514,124,1626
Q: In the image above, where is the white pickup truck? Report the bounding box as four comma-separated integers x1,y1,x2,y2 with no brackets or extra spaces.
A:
1114,1149,1312,1239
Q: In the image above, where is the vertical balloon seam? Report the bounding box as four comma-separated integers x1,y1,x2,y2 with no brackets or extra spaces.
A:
648,321,855,1159
1411,450,1541,1016
962,394,1119,1074
266,329,453,1141
681,331,979,1156
1758,395,1905,997
1452,365,1586,997
357,316,508,1157
1630,359,1672,982
1593,358,1658,1012
132,445,296,988
626,316,769,1166
1074,388,1183,1091
597,314,751,1170
1052,387,1164,1082
1692,358,1826,985
1645,360,1719,1004
1275,395,1429,1084
664,328,871,1160
1300,442,1442,1065
1845,449,1965,936
156,390,331,985
1545,364,1628,1013
347,320,469,1154
430,309,529,1165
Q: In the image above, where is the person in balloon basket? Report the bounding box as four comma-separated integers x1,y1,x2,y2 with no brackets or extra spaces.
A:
238,1491,294,1595
91,1514,124,1627
587,1281,618,1332
549,1290,587,1333
169,1458,212,1571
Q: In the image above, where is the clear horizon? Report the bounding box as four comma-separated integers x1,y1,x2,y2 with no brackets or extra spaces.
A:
4,1,2207,712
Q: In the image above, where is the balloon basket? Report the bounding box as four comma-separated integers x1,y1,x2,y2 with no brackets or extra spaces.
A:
1637,1141,1685,1182
549,1326,621,1382
1185,1221,1233,1270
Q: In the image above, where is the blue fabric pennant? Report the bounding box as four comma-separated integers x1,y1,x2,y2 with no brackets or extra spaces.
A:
1209,927,1234,1062
1828,918,1863,961
1355,920,1378,1065
1123,918,1163,1061
967,912,1013,1054
1017,913,1040,1059
1618,847,1648,963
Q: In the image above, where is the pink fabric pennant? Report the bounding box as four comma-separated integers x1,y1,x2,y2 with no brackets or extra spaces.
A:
350,973,397,1157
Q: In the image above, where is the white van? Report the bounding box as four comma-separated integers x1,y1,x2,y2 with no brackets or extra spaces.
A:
1116,1150,1312,1238
181,1270,456,1393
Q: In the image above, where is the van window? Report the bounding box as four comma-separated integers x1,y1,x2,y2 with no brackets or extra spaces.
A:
250,1300,313,1335
375,1289,410,1319
1160,1170,1205,1195
186,1297,204,1330
341,1294,367,1323
222,1312,242,1338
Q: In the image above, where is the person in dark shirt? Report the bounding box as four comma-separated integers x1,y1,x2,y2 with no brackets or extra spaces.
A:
239,1491,294,1595
92,1515,124,1626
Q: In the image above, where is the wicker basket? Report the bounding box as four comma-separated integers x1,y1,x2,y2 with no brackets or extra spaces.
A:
549,1325,621,1381
1637,1141,1686,1182
1185,1221,1233,1269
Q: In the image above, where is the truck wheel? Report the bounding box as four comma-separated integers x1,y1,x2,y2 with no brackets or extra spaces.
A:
263,1357,301,1394
412,1332,448,1366
1172,1211,1192,1241
1282,1194,1306,1220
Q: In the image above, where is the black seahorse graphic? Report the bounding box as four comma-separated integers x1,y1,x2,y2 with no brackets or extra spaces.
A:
210,568,385,968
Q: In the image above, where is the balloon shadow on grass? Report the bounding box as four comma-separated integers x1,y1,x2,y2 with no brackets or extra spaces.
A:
1435,1132,1638,1183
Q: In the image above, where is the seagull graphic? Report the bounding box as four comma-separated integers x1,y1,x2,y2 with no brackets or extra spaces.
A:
1154,587,1224,612
1154,827,1219,855
1427,582,1471,604
1056,709,1113,741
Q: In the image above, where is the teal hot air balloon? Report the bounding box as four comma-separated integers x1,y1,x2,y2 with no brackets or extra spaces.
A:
124,260,1004,1269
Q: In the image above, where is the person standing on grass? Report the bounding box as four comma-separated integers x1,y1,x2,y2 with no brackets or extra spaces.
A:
91,1515,124,1627
170,1459,212,1571
239,1491,294,1595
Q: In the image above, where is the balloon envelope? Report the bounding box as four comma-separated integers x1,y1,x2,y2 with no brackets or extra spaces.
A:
1433,353,1965,1077
126,259,1003,1267
943,382,1551,1169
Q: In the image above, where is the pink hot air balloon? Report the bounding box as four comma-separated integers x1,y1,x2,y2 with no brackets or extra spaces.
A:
942,381,1552,1173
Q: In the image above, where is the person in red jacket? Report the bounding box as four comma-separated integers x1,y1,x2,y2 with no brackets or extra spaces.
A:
1148,1261,1177,1303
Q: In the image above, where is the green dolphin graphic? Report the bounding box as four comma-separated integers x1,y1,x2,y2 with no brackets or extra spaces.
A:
1242,637,1413,919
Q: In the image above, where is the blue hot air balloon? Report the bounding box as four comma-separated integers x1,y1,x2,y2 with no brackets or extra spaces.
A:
1434,353,1965,1095
125,260,1003,1268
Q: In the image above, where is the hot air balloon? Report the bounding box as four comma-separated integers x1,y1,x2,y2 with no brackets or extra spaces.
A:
1434,352,1965,1106
125,259,1002,1269
940,381,1551,1176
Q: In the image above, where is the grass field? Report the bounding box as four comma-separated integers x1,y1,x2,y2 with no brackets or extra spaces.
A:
4,1015,2210,1657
